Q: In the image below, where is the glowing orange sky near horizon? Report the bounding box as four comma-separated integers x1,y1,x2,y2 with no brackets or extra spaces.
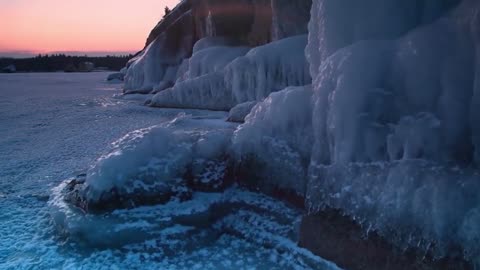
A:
0,0,179,54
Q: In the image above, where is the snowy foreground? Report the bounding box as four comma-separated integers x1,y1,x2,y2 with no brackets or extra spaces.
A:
0,73,338,269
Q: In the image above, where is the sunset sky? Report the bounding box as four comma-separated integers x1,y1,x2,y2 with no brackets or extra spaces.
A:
0,0,179,57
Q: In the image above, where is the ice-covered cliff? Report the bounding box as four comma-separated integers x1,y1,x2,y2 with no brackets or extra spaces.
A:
300,0,480,266
107,0,480,268
124,0,312,110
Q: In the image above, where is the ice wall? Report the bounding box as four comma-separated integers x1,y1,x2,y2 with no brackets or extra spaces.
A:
306,0,461,74
303,0,480,262
307,0,476,166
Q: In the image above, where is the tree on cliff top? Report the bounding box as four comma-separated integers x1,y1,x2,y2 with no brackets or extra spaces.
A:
163,7,171,18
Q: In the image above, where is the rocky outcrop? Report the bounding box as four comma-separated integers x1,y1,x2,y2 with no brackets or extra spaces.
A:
145,0,312,49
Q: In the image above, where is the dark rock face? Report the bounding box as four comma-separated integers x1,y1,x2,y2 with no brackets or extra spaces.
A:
144,0,312,52
186,158,233,192
271,0,312,40
299,211,473,270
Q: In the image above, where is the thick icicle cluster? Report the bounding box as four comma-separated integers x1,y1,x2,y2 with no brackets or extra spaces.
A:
309,0,480,261
147,35,310,111
225,35,311,104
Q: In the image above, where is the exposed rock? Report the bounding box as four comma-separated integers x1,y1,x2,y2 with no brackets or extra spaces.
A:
299,211,473,270
63,174,193,213
186,158,232,192
271,0,312,40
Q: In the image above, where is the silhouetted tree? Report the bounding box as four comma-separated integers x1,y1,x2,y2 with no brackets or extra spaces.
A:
164,6,171,18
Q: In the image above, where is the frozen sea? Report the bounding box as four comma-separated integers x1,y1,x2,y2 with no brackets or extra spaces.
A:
0,72,338,270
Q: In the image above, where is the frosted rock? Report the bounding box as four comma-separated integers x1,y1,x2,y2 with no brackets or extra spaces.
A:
84,114,235,203
227,101,258,123
226,35,311,104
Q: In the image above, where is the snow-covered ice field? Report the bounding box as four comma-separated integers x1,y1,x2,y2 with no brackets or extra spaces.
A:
0,72,338,269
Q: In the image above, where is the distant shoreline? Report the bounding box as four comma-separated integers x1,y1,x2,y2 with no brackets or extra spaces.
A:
0,70,116,74
1,54,132,73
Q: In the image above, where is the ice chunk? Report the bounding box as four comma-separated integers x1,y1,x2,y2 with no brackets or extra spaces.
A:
225,35,311,104
387,113,442,161
233,86,313,194
227,101,258,123
107,72,124,82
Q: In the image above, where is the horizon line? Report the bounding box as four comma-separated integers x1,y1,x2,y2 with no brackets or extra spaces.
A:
0,50,139,59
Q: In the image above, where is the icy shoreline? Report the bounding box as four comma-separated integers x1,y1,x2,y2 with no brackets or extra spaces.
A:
113,0,480,267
